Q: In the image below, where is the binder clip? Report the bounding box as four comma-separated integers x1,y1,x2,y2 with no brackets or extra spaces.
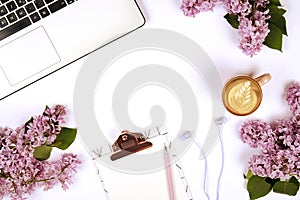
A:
110,130,153,161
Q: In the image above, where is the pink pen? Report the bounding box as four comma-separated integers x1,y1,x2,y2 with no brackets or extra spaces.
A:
164,144,176,200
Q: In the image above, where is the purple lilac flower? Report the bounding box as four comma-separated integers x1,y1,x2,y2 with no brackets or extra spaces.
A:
241,83,300,180
27,105,67,146
228,0,270,57
248,154,271,178
44,104,67,125
223,0,252,15
181,0,272,56
0,105,81,199
181,0,201,17
255,0,270,8
180,0,219,17
238,9,270,57
274,119,300,150
198,0,219,11
240,119,275,150
292,113,300,129
0,179,6,197
248,150,299,180
286,82,300,115
36,153,82,191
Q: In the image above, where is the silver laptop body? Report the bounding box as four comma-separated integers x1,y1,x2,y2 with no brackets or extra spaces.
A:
0,0,145,99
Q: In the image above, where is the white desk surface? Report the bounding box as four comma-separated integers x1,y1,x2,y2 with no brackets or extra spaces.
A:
1,0,300,199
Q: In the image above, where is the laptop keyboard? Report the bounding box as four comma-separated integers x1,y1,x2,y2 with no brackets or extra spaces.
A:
0,0,76,41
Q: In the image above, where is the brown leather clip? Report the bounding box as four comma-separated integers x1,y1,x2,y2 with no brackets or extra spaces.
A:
110,130,153,161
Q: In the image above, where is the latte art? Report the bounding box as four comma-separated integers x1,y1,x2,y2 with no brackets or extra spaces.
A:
222,73,270,116
227,80,260,115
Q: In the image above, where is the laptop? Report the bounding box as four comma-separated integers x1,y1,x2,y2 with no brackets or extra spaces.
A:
0,0,145,100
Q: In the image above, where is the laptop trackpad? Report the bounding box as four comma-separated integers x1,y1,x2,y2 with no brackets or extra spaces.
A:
0,27,60,86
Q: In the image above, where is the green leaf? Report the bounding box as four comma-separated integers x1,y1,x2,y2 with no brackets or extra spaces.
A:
267,4,287,36
245,170,254,179
224,13,239,29
273,177,300,196
268,4,286,19
270,16,287,36
265,177,280,187
247,175,273,200
263,23,283,51
24,117,34,133
33,145,52,161
52,127,77,150
269,0,282,6
289,176,300,187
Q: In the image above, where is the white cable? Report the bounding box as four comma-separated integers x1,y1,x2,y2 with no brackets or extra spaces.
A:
181,116,227,200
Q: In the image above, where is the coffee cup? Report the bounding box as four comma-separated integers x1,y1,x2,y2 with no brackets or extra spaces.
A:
222,73,271,116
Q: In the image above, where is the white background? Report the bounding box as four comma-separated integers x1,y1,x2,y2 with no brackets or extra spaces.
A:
1,0,300,199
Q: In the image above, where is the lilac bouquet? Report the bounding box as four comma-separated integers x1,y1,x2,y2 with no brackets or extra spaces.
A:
240,83,300,199
0,105,81,199
180,0,287,57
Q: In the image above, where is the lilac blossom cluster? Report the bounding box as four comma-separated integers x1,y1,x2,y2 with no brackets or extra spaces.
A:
27,105,66,147
0,105,81,199
286,82,300,116
240,83,300,180
180,0,271,57
224,0,270,57
180,0,220,17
